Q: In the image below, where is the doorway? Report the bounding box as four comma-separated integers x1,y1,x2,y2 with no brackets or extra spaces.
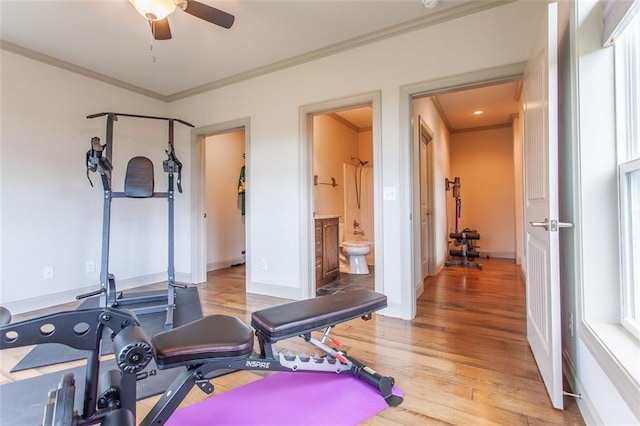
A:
403,66,525,317
204,130,246,272
300,91,382,299
190,118,250,285
313,106,374,294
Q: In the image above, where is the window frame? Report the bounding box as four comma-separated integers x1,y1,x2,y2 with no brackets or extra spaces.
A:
614,11,640,340
619,158,640,339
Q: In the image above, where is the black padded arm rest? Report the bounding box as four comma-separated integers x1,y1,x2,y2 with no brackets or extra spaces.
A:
251,289,386,342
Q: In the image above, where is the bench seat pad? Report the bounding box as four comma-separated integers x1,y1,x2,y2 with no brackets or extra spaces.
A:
251,289,386,342
152,315,254,369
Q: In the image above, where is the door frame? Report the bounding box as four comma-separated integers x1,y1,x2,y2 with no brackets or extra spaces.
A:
399,62,526,318
300,91,382,299
190,117,251,285
418,115,435,292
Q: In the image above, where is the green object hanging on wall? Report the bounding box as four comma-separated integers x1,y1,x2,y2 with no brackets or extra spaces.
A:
238,165,245,216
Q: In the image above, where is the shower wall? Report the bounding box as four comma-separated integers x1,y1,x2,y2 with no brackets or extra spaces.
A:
343,163,374,264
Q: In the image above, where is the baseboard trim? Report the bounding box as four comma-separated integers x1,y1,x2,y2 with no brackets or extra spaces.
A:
484,251,515,259
247,282,300,301
207,256,246,272
416,282,425,299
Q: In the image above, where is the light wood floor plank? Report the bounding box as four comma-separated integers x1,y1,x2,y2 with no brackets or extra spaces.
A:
1,258,584,425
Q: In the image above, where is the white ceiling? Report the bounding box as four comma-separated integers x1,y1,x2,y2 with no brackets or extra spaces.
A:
432,81,521,131
1,0,521,129
332,80,521,132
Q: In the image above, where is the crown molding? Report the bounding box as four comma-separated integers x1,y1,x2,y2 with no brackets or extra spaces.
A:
2,0,516,103
0,40,168,102
167,0,516,101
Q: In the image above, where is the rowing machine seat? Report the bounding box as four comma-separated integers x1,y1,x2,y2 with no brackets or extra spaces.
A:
152,315,254,369
251,289,387,342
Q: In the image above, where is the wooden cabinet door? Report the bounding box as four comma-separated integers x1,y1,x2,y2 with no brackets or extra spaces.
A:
323,219,340,278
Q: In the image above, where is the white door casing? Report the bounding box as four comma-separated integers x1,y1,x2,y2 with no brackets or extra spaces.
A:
523,2,564,410
420,140,430,280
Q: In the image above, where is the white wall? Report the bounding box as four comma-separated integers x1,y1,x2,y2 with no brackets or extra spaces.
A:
205,131,245,270
0,50,197,313
450,127,516,258
168,2,546,315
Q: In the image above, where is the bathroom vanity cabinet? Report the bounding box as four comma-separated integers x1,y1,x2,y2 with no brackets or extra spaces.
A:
315,217,340,287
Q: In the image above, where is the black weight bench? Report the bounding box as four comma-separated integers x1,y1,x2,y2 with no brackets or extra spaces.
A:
251,289,387,341
144,289,401,425
152,289,386,368
1,290,401,426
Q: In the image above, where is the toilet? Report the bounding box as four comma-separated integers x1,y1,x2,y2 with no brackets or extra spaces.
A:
340,241,371,274
338,223,371,274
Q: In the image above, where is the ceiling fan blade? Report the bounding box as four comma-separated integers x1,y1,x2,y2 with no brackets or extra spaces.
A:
182,0,235,29
150,18,172,40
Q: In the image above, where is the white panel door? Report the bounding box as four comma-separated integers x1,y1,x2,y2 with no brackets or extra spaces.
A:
523,1,565,410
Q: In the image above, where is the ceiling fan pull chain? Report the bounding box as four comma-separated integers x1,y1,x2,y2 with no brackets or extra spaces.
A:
149,20,157,63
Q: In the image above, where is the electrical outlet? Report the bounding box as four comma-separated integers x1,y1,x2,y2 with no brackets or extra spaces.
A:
261,258,268,270
43,266,54,280
86,261,95,273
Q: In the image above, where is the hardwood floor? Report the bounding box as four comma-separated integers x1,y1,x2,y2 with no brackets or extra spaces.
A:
1,259,585,425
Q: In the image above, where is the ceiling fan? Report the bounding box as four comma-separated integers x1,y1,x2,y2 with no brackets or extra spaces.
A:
129,0,235,40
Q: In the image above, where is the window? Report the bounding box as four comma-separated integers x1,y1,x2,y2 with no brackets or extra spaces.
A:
615,12,640,339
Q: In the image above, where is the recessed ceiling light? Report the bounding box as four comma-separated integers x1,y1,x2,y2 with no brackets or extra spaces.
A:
473,110,484,115
421,0,439,8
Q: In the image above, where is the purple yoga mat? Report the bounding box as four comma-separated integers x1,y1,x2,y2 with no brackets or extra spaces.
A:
166,372,402,425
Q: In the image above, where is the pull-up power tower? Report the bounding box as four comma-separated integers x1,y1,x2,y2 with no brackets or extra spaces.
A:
79,112,194,329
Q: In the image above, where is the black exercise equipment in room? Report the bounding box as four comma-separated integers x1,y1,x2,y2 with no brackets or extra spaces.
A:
0,289,402,426
445,177,486,270
79,112,194,330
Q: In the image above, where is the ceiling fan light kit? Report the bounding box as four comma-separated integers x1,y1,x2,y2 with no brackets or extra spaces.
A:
130,0,176,21
128,0,235,41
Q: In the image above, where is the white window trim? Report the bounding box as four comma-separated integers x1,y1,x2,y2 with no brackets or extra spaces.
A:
614,9,640,341
619,158,640,339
